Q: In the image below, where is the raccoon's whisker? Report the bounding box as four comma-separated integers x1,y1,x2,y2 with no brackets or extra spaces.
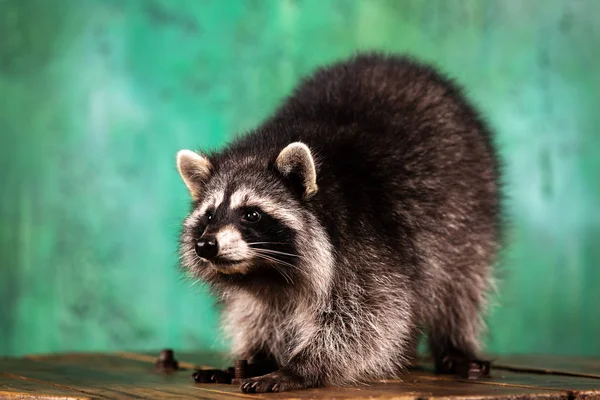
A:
191,253,208,266
246,242,288,246
273,265,293,285
252,250,301,270
254,254,294,284
254,253,297,274
250,248,300,258
254,252,284,265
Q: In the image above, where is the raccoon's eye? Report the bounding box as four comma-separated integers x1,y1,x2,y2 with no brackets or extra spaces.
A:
242,210,261,223
206,211,214,222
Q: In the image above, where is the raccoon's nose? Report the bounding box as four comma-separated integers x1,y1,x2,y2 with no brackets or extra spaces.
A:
195,237,219,259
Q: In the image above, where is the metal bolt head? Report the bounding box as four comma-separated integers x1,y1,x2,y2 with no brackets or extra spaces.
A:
234,359,248,379
159,349,174,362
155,348,179,373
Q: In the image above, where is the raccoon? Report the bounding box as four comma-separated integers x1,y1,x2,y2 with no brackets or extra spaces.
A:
176,53,502,393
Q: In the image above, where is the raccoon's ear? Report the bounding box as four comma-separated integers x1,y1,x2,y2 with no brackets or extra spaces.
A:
176,149,212,200
275,142,318,199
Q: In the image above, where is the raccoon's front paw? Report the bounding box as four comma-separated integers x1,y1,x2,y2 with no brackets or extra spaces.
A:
240,370,307,393
191,369,232,384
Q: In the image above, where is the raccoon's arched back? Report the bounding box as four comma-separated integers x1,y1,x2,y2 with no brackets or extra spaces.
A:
273,54,473,126
270,52,504,240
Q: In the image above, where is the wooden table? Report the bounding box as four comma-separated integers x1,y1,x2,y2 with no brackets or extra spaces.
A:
1,351,599,399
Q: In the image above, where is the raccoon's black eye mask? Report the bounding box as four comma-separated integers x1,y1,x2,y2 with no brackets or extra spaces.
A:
242,210,261,223
202,208,261,226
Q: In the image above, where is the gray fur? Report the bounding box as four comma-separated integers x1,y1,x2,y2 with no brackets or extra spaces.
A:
176,53,502,392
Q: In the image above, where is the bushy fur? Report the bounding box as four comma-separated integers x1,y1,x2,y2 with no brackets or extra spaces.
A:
177,52,502,393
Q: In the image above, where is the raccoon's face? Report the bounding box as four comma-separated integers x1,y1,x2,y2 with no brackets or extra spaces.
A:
176,142,331,292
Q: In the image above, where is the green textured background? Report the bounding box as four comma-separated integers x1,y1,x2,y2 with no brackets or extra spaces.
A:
1,0,599,357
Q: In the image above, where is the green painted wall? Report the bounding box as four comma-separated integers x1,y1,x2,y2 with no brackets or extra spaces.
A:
1,0,599,357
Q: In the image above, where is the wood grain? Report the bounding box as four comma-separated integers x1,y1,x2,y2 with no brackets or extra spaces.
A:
495,354,600,379
3,352,600,399
0,374,95,399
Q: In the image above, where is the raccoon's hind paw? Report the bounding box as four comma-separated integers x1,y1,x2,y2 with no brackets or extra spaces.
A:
456,359,491,380
435,356,491,380
240,370,307,393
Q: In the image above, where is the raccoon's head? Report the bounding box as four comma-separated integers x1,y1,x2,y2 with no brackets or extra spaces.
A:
176,142,333,296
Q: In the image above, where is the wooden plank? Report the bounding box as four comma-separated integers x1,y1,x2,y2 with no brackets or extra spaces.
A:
129,352,574,398
416,354,600,380
3,353,287,400
246,379,568,400
0,357,209,399
490,369,600,391
64,352,576,399
19,352,231,399
3,352,600,399
409,370,600,400
0,374,96,399
414,356,600,399
494,355,600,379
123,352,599,399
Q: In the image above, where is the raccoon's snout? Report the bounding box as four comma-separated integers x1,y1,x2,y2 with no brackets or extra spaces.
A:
195,237,219,259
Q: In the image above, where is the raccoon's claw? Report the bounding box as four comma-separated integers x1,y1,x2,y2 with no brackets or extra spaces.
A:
191,369,232,384
456,359,491,380
240,371,306,393
435,356,491,380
